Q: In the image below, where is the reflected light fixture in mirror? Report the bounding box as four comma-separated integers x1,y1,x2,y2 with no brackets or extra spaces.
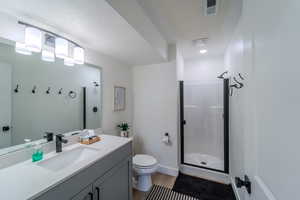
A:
55,38,68,59
200,49,208,54
25,27,42,52
64,57,75,66
42,34,55,62
74,47,85,64
42,49,55,62
15,42,32,55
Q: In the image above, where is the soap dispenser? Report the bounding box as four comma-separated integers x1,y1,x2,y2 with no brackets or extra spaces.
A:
32,142,43,162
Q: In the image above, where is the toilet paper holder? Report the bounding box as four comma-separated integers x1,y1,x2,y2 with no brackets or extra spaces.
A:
162,133,170,144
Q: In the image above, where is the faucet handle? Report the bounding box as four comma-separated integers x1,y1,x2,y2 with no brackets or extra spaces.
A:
56,134,64,138
56,134,68,143
44,132,54,142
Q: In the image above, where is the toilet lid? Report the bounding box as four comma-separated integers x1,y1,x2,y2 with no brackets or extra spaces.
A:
133,154,157,167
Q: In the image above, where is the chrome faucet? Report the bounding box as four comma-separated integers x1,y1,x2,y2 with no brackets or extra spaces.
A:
56,134,68,153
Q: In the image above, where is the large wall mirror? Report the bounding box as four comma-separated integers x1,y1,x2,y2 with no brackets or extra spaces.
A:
0,37,102,154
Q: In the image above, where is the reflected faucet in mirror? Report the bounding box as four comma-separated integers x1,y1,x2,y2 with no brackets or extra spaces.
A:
44,132,54,142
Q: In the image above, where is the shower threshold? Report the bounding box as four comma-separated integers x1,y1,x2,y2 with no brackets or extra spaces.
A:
184,153,224,171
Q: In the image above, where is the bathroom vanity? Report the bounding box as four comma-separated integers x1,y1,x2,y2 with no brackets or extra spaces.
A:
0,135,132,200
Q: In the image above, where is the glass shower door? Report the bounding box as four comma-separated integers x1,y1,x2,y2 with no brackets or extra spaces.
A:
180,79,229,173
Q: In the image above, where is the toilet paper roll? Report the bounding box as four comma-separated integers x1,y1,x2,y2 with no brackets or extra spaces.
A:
162,135,169,144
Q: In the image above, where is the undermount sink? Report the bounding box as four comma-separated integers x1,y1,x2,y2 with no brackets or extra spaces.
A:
37,146,100,171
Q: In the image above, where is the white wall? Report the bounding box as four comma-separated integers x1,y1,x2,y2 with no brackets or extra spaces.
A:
176,47,184,81
86,50,133,134
132,61,178,176
225,0,300,200
184,55,225,82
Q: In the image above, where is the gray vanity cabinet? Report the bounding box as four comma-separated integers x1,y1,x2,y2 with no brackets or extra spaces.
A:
34,142,132,200
71,185,94,200
93,159,132,200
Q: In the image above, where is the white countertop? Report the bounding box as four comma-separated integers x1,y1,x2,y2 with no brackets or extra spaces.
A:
0,135,132,200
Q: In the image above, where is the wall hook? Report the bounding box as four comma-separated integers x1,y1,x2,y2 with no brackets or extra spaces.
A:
14,84,19,93
238,73,244,80
68,91,77,99
217,71,228,79
46,87,51,94
32,86,37,94
58,88,63,95
93,82,99,87
230,83,240,89
233,77,244,88
230,87,234,96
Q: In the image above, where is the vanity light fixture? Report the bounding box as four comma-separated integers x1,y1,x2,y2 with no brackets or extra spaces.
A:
73,47,85,64
25,27,42,52
15,42,32,55
55,38,69,59
17,21,85,66
199,49,208,54
42,34,55,62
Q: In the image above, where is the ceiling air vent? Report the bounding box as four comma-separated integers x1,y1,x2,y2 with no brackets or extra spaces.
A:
203,0,218,16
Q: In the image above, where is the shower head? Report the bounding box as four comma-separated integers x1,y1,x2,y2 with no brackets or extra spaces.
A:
217,71,228,79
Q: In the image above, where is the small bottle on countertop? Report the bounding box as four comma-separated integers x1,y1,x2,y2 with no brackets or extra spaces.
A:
32,142,43,162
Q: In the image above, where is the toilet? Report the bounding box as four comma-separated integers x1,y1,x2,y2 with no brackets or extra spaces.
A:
133,154,158,192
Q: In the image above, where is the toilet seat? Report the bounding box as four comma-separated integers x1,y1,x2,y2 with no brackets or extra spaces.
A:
133,154,157,168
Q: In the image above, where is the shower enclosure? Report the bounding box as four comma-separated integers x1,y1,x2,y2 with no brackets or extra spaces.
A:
180,79,229,173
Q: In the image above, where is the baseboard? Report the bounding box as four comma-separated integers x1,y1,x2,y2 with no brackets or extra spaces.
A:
180,164,230,184
157,164,179,177
254,176,277,200
230,177,241,200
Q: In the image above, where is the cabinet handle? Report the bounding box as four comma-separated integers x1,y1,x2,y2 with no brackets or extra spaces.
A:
96,187,100,200
88,192,94,200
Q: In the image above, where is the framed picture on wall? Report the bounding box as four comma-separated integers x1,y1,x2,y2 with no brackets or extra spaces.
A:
114,86,126,111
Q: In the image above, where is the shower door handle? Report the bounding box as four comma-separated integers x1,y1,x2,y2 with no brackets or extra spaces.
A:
182,120,186,125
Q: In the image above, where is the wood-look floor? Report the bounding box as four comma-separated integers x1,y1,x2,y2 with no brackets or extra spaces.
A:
133,173,177,200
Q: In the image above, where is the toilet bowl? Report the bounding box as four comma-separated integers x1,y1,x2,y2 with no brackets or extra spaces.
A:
133,154,158,192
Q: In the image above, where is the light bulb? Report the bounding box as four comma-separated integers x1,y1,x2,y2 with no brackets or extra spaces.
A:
199,49,207,54
55,38,68,59
73,47,85,64
25,27,42,52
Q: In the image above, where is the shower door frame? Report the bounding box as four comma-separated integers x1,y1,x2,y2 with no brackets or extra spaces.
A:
180,79,229,174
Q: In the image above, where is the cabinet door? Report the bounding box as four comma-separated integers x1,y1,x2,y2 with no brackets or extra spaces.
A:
72,185,94,200
94,159,132,200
